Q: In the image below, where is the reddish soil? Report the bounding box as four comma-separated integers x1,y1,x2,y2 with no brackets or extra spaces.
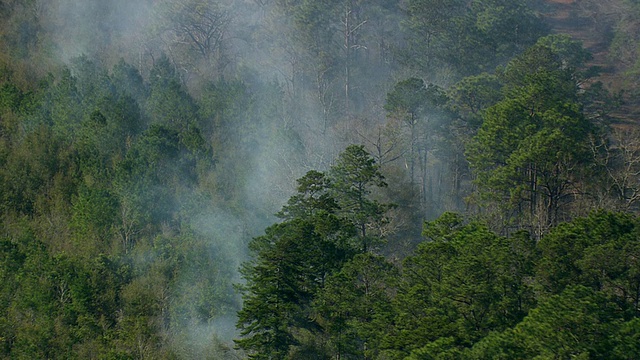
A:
543,0,609,66
542,0,640,122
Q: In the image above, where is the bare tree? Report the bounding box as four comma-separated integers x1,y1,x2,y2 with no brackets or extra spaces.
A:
356,116,407,168
341,0,367,118
158,0,231,77
591,127,640,212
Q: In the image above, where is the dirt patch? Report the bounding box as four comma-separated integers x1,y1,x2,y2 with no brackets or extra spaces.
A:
542,0,640,123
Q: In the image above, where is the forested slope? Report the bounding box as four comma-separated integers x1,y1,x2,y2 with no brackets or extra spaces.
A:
0,0,639,359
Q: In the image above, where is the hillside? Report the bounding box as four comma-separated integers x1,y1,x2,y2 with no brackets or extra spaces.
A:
2,1,640,358
543,0,640,122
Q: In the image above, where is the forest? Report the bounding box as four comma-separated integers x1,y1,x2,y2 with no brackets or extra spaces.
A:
0,0,640,358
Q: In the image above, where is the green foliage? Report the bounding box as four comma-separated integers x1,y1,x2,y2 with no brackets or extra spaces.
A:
313,253,398,359
384,215,537,357
1,3,640,360
400,0,466,74
0,125,75,216
237,220,333,359
467,35,599,232
329,144,390,251
0,225,133,359
277,170,338,221
447,73,502,126
0,82,26,113
467,286,622,359
462,211,640,359
536,211,640,315
70,185,118,254
385,78,430,119
401,0,548,77
612,317,640,358
236,145,391,358
0,47,234,358
111,59,148,102
237,210,357,358
147,55,200,132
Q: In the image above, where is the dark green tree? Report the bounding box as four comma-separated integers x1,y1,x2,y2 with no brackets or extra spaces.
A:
447,73,503,129
536,211,640,316
400,0,466,74
467,35,598,234
329,144,390,252
612,318,640,359
467,286,622,359
401,0,547,78
313,253,398,359
384,212,537,357
236,170,355,359
146,55,200,132
236,145,393,357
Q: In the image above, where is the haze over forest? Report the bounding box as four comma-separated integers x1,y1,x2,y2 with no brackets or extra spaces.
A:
1,0,640,358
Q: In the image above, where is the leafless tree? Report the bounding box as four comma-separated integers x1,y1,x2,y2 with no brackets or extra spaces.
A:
591,127,640,212
157,0,231,78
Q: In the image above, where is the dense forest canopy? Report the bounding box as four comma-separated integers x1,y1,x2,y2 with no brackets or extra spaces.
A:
1,0,640,358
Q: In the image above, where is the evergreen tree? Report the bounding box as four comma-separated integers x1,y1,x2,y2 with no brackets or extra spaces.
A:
329,144,390,252
467,35,598,234
236,145,391,357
